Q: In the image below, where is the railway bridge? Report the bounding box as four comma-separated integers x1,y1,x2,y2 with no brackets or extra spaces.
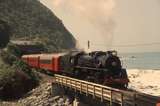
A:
52,74,160,106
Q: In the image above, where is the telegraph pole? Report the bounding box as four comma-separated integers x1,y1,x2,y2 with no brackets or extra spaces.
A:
88,40,90,50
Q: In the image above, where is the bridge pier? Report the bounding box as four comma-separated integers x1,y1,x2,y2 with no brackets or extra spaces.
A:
73,97,80,106
51,82,65,96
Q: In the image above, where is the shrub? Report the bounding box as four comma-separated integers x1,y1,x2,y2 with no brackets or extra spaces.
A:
0,46,40,99
0,20,10,48
0,64,38,99
0,50,17,66
6,43,22,57
12,58,40,82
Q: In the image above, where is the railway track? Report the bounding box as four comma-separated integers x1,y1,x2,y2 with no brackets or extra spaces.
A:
53,74,160,106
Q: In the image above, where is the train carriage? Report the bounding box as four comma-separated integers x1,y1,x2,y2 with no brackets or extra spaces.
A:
39,54,63,73
22,55,40,68
22,53,66,73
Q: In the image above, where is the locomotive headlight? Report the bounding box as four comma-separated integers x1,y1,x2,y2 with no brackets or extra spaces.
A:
111,62,117,66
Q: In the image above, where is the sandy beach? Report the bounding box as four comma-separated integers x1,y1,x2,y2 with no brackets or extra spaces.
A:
127,69,160,97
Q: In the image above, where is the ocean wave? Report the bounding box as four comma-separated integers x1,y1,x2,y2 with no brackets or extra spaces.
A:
127,69,160,96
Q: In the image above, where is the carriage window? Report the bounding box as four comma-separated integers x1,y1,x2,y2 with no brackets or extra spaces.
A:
40,59,52,64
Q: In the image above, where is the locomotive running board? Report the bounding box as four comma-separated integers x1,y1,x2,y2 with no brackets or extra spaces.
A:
75,66,107,71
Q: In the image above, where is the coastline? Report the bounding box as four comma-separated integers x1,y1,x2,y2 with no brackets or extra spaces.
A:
127,69,160,96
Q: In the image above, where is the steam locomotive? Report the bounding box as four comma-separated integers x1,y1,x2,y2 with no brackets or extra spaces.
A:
22,50,129,88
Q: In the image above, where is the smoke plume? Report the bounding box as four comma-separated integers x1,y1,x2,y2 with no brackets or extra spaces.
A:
41,0,116,51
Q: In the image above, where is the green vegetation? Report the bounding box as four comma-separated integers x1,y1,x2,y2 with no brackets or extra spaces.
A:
6,43,22,57
0,0,76,52
0,20,10,48
0,44,40,99
0,0,76,99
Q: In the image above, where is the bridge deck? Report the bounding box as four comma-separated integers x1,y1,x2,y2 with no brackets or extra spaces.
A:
54,74,159,106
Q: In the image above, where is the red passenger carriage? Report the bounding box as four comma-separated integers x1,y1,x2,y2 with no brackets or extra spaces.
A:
22,53,65,73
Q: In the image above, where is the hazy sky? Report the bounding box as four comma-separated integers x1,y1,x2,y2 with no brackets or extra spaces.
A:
40,0,160,53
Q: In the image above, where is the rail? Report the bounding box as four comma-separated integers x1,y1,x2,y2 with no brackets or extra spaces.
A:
54,74,159,106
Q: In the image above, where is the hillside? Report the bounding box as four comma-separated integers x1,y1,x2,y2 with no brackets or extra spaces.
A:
0,44,40,99
0,0,76,52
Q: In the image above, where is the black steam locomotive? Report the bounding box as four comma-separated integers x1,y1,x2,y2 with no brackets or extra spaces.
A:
61,50,129,88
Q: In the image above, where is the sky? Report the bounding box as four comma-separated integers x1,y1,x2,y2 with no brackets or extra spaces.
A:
40,0,160,53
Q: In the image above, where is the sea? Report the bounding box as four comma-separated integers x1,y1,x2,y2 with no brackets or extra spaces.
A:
119,52,160,70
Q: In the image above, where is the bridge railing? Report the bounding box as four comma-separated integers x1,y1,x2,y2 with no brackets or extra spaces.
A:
54,74,160,106
54,74,137,106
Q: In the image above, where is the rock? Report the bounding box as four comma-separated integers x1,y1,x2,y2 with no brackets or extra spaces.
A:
0,72,77,106
12,82,73,106
57,98,65,106
64,98,70,105
49,96,60,102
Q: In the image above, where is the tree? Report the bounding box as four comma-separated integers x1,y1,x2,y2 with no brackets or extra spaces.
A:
0,20,10,48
